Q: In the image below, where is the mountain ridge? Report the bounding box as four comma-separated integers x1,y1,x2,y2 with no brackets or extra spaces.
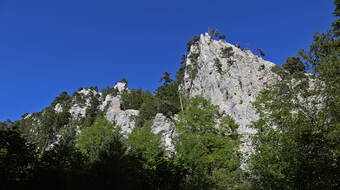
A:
8,32,279,153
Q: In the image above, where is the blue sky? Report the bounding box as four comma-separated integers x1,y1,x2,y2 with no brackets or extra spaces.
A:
0,0,335,121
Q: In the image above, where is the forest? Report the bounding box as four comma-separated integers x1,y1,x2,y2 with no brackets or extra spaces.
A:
1,1,339,190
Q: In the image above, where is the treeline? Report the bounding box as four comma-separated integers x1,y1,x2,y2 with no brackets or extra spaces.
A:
249,1,340,188
1,1,340,189
1,97,246,190
120,71,182,127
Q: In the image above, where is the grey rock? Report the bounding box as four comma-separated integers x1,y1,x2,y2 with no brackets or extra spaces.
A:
151,113,176,151
182,33,278,154
102,93,139,136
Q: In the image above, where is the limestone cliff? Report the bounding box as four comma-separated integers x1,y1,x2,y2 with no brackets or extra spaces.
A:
19,33,280,153
179,33,278,153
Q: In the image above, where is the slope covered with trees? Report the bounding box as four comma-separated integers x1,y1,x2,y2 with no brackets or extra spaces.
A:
1,1,339,189
249,1,340,189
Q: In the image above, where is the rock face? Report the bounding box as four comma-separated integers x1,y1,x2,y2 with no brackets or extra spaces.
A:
25,33,280,155
114,82,127,92
104,95,139,136
54,103,63,113
182,33,278,152
68,88,99,118
151,113,176,151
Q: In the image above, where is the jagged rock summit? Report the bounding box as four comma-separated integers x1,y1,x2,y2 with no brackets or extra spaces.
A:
182,33,278,152
98,33,278,153
183,33,277,134
21,32,279,153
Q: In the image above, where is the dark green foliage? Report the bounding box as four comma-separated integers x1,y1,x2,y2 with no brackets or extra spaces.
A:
219,34,226,39
188,52,200,63
2,98,246,190
101,86,119,98
120,78,129,87
221,47,234,58
185,36,202,81
238,79,243,88
26,143,85,190
120,88,146,110
121,78,180,126
0,120,13,130
16,106,71,150
250,72,340,189
258,64,265,71
83,93,101,128
333,0,340,36
126,120,165,169
187,53,200,80
282,56,306,74
52,92,71,108
126,120,186,189
160,72,172,85
236,44,247,51
121,89,157,127
72,91,87,106
90,86,99,91
192,35,200,42
0,122,6,130
0,129,35,188
81,138,184,190
214,58,223,74
176,63,186,84
257,48,266,57
135,94,157,127
187,35,200,52
250,3,340,188
227,59,236,66
180,54,187,65
174,97,247,190
187,64,199,80
175,55,188,84
76,115,120,161
271,65,288,79
155,73,181,118
2,3,339,189
2,120,184,190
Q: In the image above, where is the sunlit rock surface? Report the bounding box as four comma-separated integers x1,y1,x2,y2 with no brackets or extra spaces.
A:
182,33,278,154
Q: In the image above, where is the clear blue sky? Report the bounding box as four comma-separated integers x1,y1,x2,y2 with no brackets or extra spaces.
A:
0,0,335,121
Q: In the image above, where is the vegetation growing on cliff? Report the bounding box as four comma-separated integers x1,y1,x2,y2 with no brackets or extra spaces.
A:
249,2,340,189
1,2,339,189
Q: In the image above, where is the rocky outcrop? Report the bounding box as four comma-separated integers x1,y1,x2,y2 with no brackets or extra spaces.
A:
104,94,139,136
26,33,280,155
114,82,127,92
182,33,278,153
151,113,176,151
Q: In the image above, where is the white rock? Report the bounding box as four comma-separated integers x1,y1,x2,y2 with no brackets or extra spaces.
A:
151,113,176,151
54,103,63,113
106,109,139,135
24,114,32,119
114,82,127,92
69,104,87,118
103,96,138,135
41,33,283,160
100,95,120,111
46,134,62,151
183,33,278,154
78,88,98,96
